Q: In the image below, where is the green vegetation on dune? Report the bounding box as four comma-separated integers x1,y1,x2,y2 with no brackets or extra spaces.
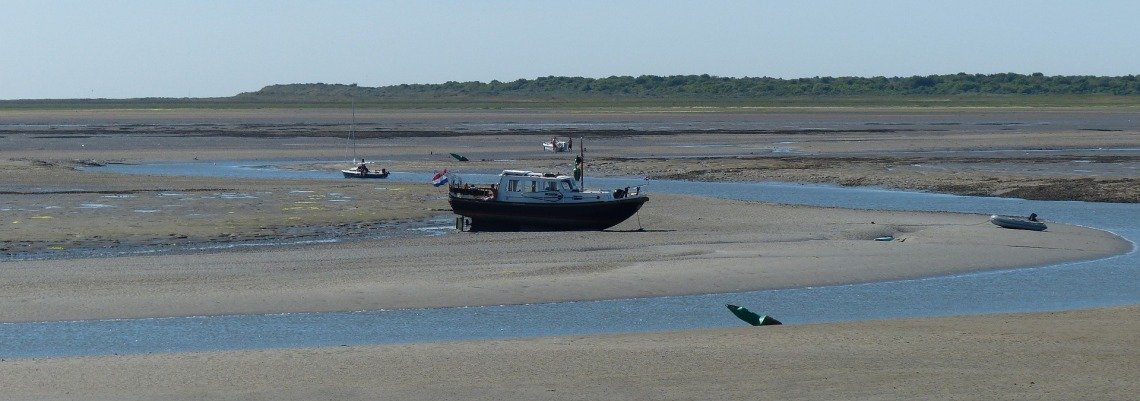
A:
3,73,1139,110
246,73,1140,98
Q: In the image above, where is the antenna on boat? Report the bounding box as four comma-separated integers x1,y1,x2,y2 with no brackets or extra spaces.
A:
350,100,357,163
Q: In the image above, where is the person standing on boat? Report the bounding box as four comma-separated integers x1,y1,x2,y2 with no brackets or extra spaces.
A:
357,159,369,174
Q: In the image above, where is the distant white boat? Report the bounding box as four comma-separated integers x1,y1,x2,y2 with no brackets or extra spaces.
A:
341,167,389,179
542,136,571,152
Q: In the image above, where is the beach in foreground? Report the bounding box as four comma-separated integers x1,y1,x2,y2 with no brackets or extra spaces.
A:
4,306,1136,401
1,107,1137,400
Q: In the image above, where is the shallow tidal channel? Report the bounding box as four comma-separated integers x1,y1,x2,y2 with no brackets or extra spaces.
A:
1,162,1136,358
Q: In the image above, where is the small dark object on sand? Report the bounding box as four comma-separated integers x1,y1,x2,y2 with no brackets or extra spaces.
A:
726,304,782,326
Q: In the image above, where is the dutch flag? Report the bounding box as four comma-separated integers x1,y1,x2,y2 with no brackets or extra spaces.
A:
431,169,449,187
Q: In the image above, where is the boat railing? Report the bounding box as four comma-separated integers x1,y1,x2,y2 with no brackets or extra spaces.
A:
449,184,497,200
612,185,644,199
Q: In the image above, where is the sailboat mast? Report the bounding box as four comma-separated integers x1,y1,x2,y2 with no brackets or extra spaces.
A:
351,100,357,162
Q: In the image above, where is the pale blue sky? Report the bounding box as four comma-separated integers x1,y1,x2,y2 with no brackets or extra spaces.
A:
2,0,1138,100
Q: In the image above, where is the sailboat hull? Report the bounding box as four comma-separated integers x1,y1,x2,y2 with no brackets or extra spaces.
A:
342,170,390,179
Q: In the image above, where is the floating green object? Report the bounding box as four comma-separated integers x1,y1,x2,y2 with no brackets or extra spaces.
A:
450,153,469,162
726,304,782,326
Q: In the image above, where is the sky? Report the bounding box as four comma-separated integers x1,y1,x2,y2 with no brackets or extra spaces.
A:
2,0,1138,100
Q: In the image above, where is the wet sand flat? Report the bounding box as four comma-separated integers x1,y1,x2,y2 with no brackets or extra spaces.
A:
2,193,1128,322
3,107,1137,202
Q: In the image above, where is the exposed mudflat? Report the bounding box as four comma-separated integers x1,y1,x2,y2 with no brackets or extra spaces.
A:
1,107,1136,401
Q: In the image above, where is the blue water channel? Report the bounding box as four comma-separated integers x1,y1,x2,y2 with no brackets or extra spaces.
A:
1,161,1136,358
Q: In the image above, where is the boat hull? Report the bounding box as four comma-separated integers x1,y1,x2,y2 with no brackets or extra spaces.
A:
989,215,1047,231
342,170,390,179
449,195,648,231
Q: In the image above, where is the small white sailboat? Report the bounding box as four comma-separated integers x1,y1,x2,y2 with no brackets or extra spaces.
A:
340,102,389,179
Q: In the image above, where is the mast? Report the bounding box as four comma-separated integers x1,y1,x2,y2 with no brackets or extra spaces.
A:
351,100,357,162
577,137,585,189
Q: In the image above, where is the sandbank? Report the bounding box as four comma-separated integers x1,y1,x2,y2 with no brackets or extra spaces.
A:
3,306,1136,401
0,194,1129,322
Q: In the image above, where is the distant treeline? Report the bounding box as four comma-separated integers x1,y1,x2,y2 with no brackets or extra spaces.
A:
4,73,1138,109
239,73,1140,100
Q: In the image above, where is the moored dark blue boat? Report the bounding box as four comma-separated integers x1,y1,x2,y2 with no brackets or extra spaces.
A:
448,170,647,231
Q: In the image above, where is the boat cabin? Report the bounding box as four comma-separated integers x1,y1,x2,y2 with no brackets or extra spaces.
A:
449,169,642,204
497,170,582,202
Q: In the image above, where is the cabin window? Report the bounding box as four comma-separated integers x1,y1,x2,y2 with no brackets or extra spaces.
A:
560,180,578,192
508,180,519,192
529,181,537,192
545,181,558,191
